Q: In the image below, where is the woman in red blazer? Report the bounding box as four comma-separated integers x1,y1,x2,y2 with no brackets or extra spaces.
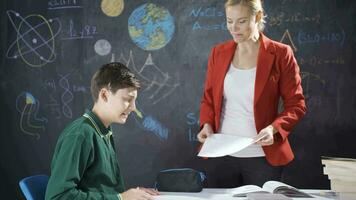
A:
197,0,306,187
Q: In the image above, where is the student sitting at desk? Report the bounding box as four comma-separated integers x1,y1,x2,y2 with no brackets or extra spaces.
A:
45,62,159,200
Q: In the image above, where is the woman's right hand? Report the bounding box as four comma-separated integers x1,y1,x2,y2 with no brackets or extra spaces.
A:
197,123,213,143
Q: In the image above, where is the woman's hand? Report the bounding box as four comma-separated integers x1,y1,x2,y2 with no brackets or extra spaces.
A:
256,125,276,146
197,123,214,143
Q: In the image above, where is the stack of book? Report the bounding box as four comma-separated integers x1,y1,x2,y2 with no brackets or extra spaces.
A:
321,156,356,199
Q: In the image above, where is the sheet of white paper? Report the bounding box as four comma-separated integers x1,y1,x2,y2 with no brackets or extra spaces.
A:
197,133,257,157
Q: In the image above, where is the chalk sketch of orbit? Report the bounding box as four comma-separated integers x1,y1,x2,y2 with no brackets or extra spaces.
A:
6,10,61,67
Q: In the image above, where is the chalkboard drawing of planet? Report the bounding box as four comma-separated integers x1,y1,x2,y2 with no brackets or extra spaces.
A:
94,39,112,56
101,0,124,17
128,3,175,51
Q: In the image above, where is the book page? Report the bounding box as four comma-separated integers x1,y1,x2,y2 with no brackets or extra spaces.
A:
228,185,269,197
262,181,289,193
262,181,313,198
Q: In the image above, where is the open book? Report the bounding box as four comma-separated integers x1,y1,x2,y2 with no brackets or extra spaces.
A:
227,181,314,198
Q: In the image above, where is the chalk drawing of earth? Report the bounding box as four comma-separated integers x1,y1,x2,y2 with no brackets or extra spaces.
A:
128,3,175,51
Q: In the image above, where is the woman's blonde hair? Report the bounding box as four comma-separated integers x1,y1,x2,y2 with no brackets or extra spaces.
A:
225,0,266,32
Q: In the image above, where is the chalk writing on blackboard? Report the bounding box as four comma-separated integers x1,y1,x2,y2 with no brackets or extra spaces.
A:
186,112,199,142
298,56,345,67
48,0,82,10
281,0,307,4
297,30,345,46
61,19,97,40
189,6,227,31
268,12,320,27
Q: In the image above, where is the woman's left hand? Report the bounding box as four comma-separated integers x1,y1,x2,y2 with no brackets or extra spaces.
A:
256,125,275,146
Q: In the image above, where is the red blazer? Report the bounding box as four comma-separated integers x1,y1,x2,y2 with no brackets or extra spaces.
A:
199,33,306,166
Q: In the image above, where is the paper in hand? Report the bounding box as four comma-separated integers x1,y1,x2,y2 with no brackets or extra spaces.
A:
197,133,256,157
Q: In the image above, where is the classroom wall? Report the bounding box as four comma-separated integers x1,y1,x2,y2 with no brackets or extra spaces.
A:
1,0,356,199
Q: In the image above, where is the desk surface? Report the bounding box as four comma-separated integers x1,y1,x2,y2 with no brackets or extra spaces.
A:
154,189,339,200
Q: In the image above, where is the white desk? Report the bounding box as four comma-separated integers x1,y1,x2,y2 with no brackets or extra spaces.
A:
154,189,339,200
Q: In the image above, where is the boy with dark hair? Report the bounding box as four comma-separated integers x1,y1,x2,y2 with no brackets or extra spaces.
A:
46,62,159,200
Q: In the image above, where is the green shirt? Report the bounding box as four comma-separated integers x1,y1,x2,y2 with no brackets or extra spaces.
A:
45,110,125,200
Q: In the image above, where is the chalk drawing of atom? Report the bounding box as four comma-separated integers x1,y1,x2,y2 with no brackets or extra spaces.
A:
6,10,61,67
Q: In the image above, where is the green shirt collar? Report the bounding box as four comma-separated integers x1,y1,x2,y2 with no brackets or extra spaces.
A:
83,110,112,137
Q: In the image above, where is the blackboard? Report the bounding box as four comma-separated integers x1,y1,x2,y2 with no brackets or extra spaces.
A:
1,0,356,199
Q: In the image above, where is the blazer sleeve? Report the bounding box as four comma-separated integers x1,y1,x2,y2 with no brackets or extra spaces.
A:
272,45,307,141
199,47,216,130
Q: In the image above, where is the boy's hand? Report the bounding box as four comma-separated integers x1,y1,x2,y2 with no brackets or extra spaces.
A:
138,187,160,195
120,187,159,200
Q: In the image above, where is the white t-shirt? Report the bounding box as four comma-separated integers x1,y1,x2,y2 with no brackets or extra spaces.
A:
219,64,265,157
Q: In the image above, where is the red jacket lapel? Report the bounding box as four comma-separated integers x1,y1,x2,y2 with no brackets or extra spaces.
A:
254,34,276,104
